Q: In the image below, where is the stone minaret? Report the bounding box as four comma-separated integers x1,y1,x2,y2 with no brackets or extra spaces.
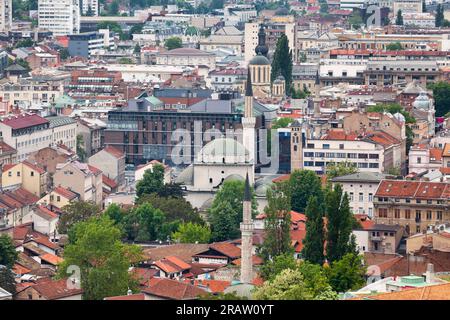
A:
240,173,254,284
313,70,321,118
243,68,256,173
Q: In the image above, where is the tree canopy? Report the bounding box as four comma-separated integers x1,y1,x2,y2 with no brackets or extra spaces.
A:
164,37,183,50
289,169,324,213
302,196,325,265
395,10,403,26
59,201,101,234
0,235,17,269
428,81,450,117
326,253,367,293
207,179,257,242
172,222,211,244
271,34,293,90
58,216,143,300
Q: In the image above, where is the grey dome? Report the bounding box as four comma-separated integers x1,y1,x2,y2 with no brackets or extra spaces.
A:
249,53,270,66
413,92,431,109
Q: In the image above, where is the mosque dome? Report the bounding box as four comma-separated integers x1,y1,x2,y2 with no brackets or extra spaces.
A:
197,138,249,164
224,174,245,182
413,92,431,109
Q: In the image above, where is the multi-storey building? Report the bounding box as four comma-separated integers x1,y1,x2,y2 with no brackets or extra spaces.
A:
0,0,12,32
0,78,65,109
332,172,388,217
38,0,80,36
80,0,98,16
408,144,442,175
319,59,367,86
104,97,269,165
68,30,114,58
364,60,441,87
155,48,216,70
298,129,401,174
374,180,450,235
0,114,76,161
208,68,246,92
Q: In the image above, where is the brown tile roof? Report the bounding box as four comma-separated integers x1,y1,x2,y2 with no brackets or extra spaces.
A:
183,279,231,293
232,255,264,266
144,243,209,263
22,160,45,174
0,141,16,154
375,180,450,199
131,267,159,287
365,282,450,300
0,113,48,130
142,278,207,300
31,278,83,300
103,146,124,159
322,130,358,141
429,148,443,162
53,186,78,200
209,242,241,259
34,205,59,221
87,164,102,175
40,253,63,266
12,263,31,275
443,143,450,158
154,256,191,274
102,175,118,189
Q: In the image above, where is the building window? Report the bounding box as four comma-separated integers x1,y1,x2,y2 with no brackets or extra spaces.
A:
427,211,432,220
379,208,388,218
394,209,400,219
437,211,443,220
30,171,34,177
405,209,411,219
17,172,20,177
359,193,363,202
416,210,421,221
349,192,354,201
369,193,373,202
417,157,421,164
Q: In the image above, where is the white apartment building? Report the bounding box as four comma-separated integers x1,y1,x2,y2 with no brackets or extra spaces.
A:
393,0,422,13
80,0,98,16
408,145,442,174
0,114,77,161
244,22,259,65
0,0,12,32
401,13,435,27
332,172,388,217
38,0,80,36
302,136,386,174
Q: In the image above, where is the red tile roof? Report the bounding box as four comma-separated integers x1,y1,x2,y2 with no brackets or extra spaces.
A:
53,186,78,200
322,130,359,141
142,278,207,300
34,205,59,220
40,253,63,265
22,160,45,174
183,279,231,293
131,267,159,286
375,180,450,199
0,114,48,130
103,146,124,159
209,242,241,259
429,148,443,162
231,255,264,266
87,164,102,175
102,175,118,189
30,278,83,300
12,263,31,275
154,256,191,274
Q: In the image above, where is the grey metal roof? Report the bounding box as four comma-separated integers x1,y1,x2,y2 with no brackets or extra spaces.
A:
331,172,389,183
46,116,76,128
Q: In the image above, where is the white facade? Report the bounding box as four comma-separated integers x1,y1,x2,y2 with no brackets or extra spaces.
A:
38,0,80,36
353,230,370,253
80,0,98,16
0,0,12,32
302,138,385,174
244,22,259,65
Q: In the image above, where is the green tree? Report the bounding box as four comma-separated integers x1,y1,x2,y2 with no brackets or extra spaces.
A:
207,179,257,242
259,182,293,261
302,196,325,265
15,58,30,71
104,203,124,225
109,0,120,15
0,266,16,294
136,193,203,224
259,253,298,281
271,117,293,129
164,37,183,50
289,169,324,213
59,201,101,235
58,216,142,300
118,57,133,64
253,268,337,300
172,222,211,243
136,164,165,199
325,161,358,180
428,81,450,116
209,0,224,10
15,38,34,48
320,2,328,14
422,0,426,12
60,48,70,60
0,235,18,268
325,184,357,263
367,103,415,123
122,202,169,242
76,134,87,162
436,4,444,27
271,34,293,89
395,10,403,25
97,21,123,37
386,41,403,50
134,43,141,55
348,11,364,28
326,253,366,293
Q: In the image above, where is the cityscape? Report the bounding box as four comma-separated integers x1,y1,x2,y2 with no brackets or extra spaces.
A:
1,0,450,303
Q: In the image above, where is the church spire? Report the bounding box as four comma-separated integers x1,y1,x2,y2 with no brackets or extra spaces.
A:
255,24,268,57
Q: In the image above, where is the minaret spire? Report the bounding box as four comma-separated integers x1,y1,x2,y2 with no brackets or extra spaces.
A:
240,172,254,284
